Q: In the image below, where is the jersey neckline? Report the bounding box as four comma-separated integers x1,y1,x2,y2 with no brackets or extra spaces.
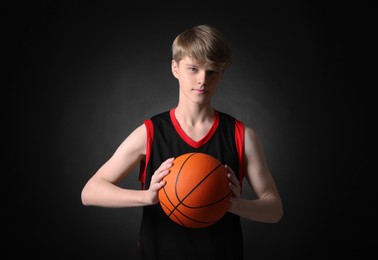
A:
169,108,219,149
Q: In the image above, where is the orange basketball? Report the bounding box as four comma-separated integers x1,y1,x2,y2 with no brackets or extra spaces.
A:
158,152,231,228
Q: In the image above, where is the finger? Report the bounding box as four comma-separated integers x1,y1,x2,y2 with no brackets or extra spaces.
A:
229,182,241,198
160,157,175,171
152,169,169,185
154,179,166,189
225,165,239,181
227,173,240,189
152,157,175,183
225,165,241,197
224,164,235,174
159,159,174,177
154,158,174,175
150,171,169,191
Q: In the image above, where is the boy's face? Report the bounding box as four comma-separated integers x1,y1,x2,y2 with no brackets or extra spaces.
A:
172,56,223,105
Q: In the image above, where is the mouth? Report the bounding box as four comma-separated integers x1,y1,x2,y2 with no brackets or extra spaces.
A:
193,89,207,94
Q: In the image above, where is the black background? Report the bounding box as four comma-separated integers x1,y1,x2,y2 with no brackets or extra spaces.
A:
6,2,372,259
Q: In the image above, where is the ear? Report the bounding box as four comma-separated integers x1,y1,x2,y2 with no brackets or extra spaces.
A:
171,60,179,79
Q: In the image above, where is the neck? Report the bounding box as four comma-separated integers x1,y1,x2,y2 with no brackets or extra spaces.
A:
175,104,214,126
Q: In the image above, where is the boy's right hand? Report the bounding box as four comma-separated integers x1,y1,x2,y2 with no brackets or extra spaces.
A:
145,157,174,205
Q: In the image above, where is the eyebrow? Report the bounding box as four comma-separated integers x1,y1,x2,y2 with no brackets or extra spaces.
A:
184,62,199,67
182,58,221,72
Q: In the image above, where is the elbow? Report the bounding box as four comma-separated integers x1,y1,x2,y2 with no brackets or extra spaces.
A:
81,188,89,206
81,183,93,206
271,201,284,223
261,197,283,223
271,211,283,223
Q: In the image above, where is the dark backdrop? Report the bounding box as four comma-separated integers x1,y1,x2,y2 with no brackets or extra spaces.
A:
6,2,371,259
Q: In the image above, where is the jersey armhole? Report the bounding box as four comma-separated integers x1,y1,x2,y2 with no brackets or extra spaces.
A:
139,119,154,190
235,119,245,191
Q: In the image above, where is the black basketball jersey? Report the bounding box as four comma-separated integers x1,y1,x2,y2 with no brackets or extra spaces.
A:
137,108,245,260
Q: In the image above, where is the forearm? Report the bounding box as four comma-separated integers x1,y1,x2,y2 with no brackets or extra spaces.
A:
81,178,151,208
228,196,283,223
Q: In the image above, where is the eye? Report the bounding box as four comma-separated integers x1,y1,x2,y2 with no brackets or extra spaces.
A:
207,70,220,76
189,67,198,73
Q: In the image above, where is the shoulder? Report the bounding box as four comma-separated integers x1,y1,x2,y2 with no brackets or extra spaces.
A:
216,109,245,127
244,125,266,157
145,110,172,131
150,110,171,120
217,110,236,119
113,123,147,159
216,109,241,121
124,123,147,145
244,126,257,141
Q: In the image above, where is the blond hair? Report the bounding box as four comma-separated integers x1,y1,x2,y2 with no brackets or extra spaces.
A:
172,24,232,70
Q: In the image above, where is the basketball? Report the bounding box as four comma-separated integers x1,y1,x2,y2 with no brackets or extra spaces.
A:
158,152,231,228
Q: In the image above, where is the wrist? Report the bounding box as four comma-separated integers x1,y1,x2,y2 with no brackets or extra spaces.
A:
142,190,157,206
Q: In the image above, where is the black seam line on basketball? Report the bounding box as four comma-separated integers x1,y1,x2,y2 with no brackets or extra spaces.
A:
174,207,217,225
169,162,223,218
161,185,177,211
159,199,187,226
166,153,196,218
181,191,231,209
163,153,195,216
162,179,218,225
170,211,186,227
168,205,216,226
167,203,217,224
173,152,197,203
160,189,189,226
159,194,187,226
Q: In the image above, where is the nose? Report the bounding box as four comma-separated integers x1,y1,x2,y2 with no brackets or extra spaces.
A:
196,70,208,86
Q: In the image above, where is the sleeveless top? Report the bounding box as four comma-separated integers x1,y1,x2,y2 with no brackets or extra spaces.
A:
137,108,245,260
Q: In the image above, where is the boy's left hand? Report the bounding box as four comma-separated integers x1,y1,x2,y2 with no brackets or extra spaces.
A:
225,165,241,199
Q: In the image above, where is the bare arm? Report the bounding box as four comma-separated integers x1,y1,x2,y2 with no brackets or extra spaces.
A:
81,124,173,208
228,126,283,223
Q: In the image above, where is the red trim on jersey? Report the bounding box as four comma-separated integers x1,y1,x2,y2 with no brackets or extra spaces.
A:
169,108,219,149
235,119,245,191
139,119,154,190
